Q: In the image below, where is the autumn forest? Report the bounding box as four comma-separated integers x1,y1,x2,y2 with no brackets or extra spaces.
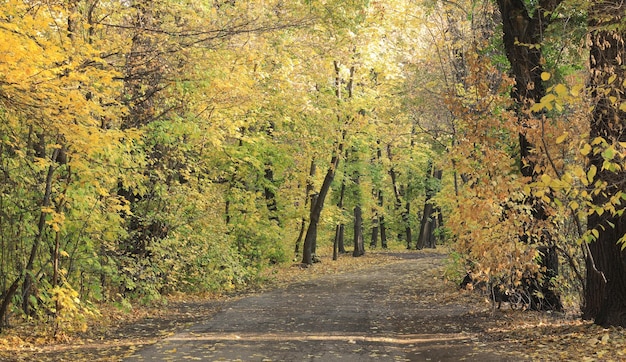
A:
2,0,626,346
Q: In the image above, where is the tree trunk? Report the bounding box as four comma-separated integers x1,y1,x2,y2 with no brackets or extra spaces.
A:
263,166,280,225
352,163,365,257
353,205,365,257
582,0,626,327
404,200,412,250
379,214,387,249
333,224,340,261
370,218,379,248
22,150,58,316
370,142,385,249
333,149,349,256
302,132,345,265
417,166,442,250
295,159,316,257
497,0,562,311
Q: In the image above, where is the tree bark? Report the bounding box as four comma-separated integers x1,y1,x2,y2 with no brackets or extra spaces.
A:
582,0,626,327
497,0,563,311
352,162,365,257
370,143,385,248
417,166,442,250
302,132,345,265
353,205,365,257
263,166,280,225
333,148,349,257
295,159,316,257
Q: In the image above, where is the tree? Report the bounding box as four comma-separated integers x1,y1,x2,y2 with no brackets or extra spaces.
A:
495,0,563,311
416,163,443,249
582,0,626,327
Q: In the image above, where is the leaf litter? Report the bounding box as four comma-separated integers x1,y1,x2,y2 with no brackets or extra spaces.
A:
0,248,623,361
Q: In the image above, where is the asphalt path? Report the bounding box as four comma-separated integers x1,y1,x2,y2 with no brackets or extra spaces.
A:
125,252,511,361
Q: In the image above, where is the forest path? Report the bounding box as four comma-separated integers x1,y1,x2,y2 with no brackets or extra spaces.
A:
125,252,514,361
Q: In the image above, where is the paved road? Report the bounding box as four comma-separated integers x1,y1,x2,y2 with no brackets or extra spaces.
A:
125,253,510,361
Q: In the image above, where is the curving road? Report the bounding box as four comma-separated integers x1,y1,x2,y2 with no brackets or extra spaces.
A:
125,252,511,361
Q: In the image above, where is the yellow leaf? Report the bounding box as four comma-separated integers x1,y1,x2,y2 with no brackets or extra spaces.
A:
554,84,568,97
581,143,592,156
556,132,568,144
608,74,618,84
588,165,597,183
541,72,551,81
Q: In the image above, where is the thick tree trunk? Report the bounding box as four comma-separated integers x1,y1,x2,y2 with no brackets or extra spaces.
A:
497,0,562,311
353,205,365,257
583,1,626,327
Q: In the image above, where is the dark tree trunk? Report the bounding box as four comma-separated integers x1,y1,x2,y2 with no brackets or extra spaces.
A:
295,160,316,257
404,200,412,250
333,148,349,256
582,1,626,327
333,224,340,261
497,0,562,311
337,224,346,254
352,161,365,257
302,132,345,265
263,167,280,225
370,217,379,248
0,277,19,331
370,142,385,249
22,151,59,316
380,214,387,249
417,167,442,250
353,205,365,257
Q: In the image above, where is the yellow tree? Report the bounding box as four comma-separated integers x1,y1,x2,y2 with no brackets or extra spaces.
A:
0,0,133,330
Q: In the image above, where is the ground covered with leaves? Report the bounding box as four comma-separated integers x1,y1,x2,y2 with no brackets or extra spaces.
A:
0,249,624,361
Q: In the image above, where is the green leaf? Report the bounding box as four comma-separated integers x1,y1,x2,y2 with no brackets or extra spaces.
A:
602,146,615,161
